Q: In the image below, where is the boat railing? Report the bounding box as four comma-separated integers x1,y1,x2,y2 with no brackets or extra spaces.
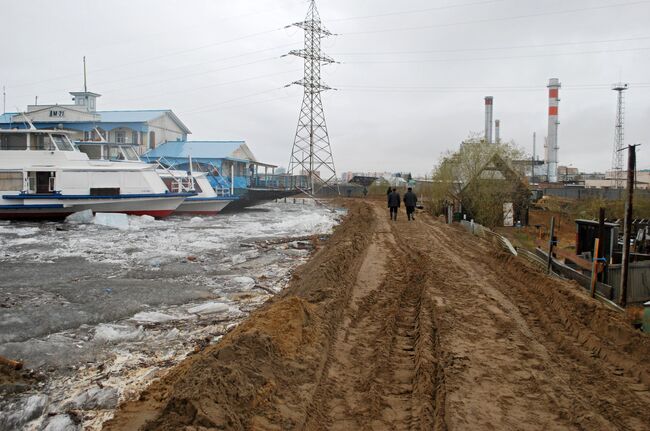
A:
154,157,194,193
250,174,309,190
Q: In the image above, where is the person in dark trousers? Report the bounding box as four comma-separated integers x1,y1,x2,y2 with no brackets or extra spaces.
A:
403,187,418,221
387,187,401,221
386,186,392,196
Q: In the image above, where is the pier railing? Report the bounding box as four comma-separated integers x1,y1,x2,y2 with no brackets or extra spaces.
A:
250,174,310,190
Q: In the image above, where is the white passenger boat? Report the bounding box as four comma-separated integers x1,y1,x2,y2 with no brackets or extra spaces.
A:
0,129,192,219
75,141,235,215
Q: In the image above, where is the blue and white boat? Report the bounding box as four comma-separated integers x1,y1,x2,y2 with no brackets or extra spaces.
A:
0,128,191,220
75,140,235,215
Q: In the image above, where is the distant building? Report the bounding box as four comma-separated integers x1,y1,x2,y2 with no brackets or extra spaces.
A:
0,88,190,154
585,170,650,190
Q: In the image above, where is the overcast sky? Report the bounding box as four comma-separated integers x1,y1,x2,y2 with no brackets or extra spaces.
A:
2,0,650,175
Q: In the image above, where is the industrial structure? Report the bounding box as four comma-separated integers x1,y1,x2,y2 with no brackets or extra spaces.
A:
484,96,493,144
611,83,629,188
286,0,338,192
495,119,500,144
546,78,561,183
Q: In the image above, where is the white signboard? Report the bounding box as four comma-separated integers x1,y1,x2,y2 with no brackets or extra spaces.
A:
503,202,514,227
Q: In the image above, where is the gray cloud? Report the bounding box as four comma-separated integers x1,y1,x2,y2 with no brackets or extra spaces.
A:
2,0,649,175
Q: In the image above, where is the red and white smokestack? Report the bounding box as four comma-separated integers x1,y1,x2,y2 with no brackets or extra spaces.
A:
495,119,500,144
484,96,493,143
546,78,561,182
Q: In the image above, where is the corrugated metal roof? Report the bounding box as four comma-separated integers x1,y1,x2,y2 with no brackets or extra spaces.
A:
97,110,169,122
143,140,247,160
0,112,18,124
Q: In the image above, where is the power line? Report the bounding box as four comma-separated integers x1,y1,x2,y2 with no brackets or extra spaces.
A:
109,69,300,105
332,35,650,56
328,0,508,22
7,27,287,90
342,1,650,36
342,46,650,65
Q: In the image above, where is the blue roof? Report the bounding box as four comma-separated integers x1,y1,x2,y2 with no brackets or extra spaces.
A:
0,112,18,123
143,140,246,160
0,110,191,134
97,110,170,122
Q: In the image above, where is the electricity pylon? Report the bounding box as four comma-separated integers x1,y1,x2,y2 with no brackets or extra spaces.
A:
612,83,628,188
286,0,338,193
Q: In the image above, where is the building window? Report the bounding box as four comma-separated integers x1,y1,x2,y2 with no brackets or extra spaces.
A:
115,131,126,144
132,131,138,145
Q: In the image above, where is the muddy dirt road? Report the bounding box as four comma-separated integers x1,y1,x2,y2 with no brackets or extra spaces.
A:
105,201,650,430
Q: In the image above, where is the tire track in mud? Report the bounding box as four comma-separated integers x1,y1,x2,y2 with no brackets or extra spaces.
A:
302,206,445,431
411,213,650,430
104,201,649,431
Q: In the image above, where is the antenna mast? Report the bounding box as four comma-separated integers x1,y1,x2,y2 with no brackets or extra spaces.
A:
286,0,338,193
2,86,5,115
83,56,88,93
612,83,628,188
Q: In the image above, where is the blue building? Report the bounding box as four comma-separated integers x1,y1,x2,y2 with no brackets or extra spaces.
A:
141,140,278,192
0,89,190,153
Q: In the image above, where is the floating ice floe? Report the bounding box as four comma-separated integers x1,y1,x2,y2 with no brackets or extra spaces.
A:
64,210,94,224
128,214,156,228
94,324,144,342
190,216,204,224
131,311,180,323
229,276,256,289
187,302,236,316
93,213,130,230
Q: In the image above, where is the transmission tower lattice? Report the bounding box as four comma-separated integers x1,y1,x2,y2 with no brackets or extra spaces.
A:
612,83,628,188
286,0,338,193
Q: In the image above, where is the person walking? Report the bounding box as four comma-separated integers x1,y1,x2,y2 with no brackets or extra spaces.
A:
403,187,418,221
387,187,401,221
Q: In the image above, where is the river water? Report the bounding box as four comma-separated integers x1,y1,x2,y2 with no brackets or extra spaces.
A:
0,201,342,430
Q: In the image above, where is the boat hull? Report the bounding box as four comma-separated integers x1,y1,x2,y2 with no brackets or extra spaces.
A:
0,194,190,220
174,198,233,215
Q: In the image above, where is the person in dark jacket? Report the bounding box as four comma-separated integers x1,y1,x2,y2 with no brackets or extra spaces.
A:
403,187,418,221
387,188,401,221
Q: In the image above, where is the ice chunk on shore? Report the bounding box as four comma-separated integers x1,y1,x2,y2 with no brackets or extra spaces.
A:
65,210,94,224
43,414,78,431
131,311,178,323
129,214,156,228
94,213,129,230
187,302,234,316
230,276,255,289
68,387,119,410
94,324,144,342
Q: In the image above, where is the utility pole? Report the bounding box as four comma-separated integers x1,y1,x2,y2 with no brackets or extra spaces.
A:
619,144,638,307
286,0,339,194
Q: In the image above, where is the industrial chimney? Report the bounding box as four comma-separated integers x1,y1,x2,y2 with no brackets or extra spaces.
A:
546,78,561,182
495,119,500,144
484,96,493,144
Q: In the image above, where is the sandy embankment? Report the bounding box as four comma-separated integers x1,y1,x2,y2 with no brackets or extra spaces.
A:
105,200,650,431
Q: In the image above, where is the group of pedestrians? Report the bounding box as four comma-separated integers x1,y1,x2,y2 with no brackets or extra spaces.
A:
387,187,418,221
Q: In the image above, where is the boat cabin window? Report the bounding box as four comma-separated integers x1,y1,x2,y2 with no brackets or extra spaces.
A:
51,134,74,151
30,134,56,151
0,134,27,150
108,146,125,161
0,172,23,191
77,144,102,160
121,146,139,161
